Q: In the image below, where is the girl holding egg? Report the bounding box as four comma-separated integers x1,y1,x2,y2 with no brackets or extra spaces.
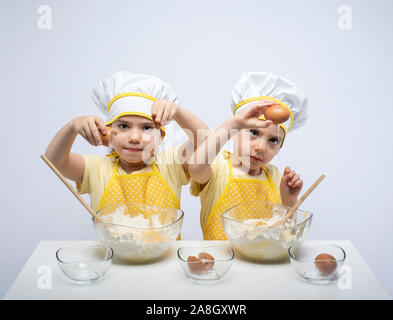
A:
45,71,209,215
188,71,308,240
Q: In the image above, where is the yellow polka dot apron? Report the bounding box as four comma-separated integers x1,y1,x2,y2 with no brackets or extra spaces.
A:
97,157,181,238
203,151,280,240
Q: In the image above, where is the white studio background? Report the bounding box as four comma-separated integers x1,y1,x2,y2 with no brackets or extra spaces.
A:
1,0,392,298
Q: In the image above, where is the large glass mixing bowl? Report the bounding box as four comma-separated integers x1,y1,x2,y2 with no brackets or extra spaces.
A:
221,200,312,261
93,202,183,262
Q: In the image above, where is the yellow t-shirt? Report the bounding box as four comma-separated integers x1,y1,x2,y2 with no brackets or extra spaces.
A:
77,146,190,212
190,153,282,230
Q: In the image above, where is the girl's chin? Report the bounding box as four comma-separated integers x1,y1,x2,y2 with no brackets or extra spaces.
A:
119,153,153,164
239,160,265,173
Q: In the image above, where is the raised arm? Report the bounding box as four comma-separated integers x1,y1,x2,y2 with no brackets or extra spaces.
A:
44,116,107,183
187,102,276,184
151,100,211,171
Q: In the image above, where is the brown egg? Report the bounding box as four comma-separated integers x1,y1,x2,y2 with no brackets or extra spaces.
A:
264,104,290,124
198,252,215,270
99,127,113,146
187,256,204,274
314,253,337,275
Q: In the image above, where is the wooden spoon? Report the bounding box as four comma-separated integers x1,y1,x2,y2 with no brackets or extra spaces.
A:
269,174,325,228
40,154,103,222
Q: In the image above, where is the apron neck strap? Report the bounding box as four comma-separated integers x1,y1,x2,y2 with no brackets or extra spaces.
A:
261,166,273,185
223,151,234,178
151,160,158,173
113,157,120,175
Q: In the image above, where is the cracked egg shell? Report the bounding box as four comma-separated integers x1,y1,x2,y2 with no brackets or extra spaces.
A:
198,252,215,270
99,127,113,146
187,256,205,274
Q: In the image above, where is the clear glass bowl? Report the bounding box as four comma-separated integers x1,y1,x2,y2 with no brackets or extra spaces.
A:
93,202,184,262
221,200,312,262
177,245,234,284
288,244,346,284
56,245,113,284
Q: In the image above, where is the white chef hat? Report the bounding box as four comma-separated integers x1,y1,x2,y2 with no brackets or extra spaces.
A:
231,71,308,138
92,71,179,133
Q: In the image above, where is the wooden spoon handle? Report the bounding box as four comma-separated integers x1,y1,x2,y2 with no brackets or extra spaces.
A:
270,174,325,228
40,154,102,222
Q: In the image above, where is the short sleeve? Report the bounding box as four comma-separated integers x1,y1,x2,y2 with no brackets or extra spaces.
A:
266,164,281,188
76,154,103,194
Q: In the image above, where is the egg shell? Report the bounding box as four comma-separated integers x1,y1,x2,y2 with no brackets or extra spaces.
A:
187,256,205,274
264,105,290,124
198,252,215,270
99,127,113,146
314,253,337,275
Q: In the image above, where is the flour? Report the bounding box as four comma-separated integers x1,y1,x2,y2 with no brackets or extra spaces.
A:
94,206,181,261
227,205,296,241
224,206,301,261
100,206,167,239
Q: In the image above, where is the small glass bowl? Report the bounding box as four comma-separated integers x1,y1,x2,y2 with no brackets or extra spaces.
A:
56,245,113,284
288,244,346,284
177,245,234,284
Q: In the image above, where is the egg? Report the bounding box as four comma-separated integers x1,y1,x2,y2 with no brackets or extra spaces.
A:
99,127,113,146
187,252,215,274
198,252,215,270
264,104,290,124
314,253,337,275
187,256,204,274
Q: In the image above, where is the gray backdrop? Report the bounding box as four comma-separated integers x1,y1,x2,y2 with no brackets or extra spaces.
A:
1,0,392,298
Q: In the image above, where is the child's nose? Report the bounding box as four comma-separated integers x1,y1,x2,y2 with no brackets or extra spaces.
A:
254,140,266,153
128,128,142,143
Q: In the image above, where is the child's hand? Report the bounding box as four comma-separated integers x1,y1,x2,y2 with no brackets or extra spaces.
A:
233,101,276,130
71,116,107,146
280,166,303,207
151,99,180,126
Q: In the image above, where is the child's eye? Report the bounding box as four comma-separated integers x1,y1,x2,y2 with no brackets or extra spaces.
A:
269,138,279,145
143,126,154,131
249,129,259,137
118,123,128,129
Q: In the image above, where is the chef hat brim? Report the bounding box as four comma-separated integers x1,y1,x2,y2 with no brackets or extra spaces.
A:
105,92,165,134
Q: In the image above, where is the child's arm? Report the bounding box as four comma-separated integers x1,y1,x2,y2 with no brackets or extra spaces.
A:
45,116,107,183
151,100,211,171
187,101,276,185
280,166,303,207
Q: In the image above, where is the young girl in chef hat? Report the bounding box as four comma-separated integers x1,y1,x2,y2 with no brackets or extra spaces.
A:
45,71,209,215
188,71,308,240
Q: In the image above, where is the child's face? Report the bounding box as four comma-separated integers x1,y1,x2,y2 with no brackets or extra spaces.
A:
110,115,163,163
234,124,284,173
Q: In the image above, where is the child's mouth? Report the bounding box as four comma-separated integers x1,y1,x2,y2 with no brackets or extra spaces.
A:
249,155,263,162
124,147,143,153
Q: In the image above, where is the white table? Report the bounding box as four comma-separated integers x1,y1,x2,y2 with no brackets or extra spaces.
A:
4,240,391,300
